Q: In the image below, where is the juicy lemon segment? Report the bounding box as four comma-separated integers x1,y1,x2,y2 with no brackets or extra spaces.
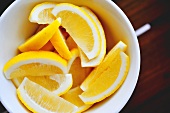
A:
79,52,130,104
52,3,101,60
50,25,72,60
29,2,56,24
12,76,59,89
79,7,106,67
68,49,92,88
18,19,60,52
62,86,93,113
12,74,72,96
3,51,67,79
17,78,78,113
80,41,127,91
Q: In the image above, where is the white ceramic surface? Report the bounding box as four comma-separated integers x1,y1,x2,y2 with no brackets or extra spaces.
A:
0,0,140,113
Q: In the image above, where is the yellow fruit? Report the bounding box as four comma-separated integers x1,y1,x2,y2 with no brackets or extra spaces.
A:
52,3,101,60
66,36,78,50
50,20,72,60
12,74,72,96
18,19,60,52
62,86,93,113
3,51,67,79
29,2,56,24
32,25,55,51
79,7,106,67
17,78,78,113
68,49,92,88
33,24,54,51
79,50,130,104
80,41,127,91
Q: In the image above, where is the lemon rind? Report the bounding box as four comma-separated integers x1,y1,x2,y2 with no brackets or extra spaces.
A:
79,52,129,104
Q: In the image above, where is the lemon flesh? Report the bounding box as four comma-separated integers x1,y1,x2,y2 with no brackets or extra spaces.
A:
79,7,106,67
79,51,130,104
67,49,92,88
18,19,60,52
80,41,127,91
50,27,72,60
12,74,72,96
17,78,78,113
29,2,56,24
3,51,67,79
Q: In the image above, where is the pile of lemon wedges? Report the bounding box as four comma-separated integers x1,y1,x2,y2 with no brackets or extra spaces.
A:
3,2,130,113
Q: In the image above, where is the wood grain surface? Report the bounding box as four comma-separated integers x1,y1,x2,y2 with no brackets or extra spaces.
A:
0,0,170,113
113,0,170,113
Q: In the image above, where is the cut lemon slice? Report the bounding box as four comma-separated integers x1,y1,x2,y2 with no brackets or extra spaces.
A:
17,77,78,113
52,3,101,59
50,21,72,60
80,41,127,91
33,25,55,51
34,24,55,51
79,51,130,104
29,2,56,24
79,7,106,67
18,19,60,52
3,51,67,79
68,49,92,88
62,86,93,113
12,74,72,96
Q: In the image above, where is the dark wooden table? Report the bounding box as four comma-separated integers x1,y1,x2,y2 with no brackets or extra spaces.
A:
0,0,170,113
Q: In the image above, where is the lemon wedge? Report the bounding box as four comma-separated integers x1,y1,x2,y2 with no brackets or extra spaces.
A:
3,51,67,79
29,2,56,24
50,23,72,60
18,19,60,52
52,3,101,60
80,41,127,91
34,25,55,51
12,74,72,96
79,7,106,67
17,77,78,113
79,51,130,104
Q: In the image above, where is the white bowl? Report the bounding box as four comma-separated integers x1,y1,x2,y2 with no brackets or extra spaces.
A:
0,0,140,113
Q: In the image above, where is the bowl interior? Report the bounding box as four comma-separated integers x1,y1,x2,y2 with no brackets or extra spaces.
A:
0,0,140,112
